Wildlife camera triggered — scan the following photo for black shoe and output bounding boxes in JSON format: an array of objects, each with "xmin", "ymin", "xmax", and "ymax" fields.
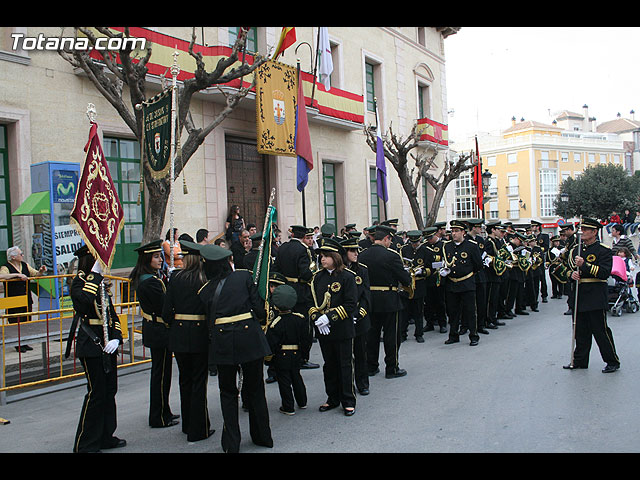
[
  {"xmin": 486, "ymin": 323, "xmax": 498, "ymax": 329},
  {"xmin": 171, "ymin": 414, "xmax": 180, "ymax": 421},
  {"xmin": 319, "ymin": 403, "xmax": 339, "ymax": 412},
  {"xmin": 423, "ymin": 325, "xmax": 435, "ymax": 332},
  {"xmin": 497, "ymin": 313, "xmax": 509, "ymax": 319},
  {"xmin": 344, "ymin": 407, "xmax": 356, "ymax": 416},
  {"xmin": 101, "ymin": 437, "xmax": 126, "ymax": 449},
  {"xmin": 564, "ymin": 309, "xmax": 573, "ymax": 316},
  {"xmin": 265, "ymin": 375, "xmax": 277, "ymax": 384},
  {"xmin": 602, "ymin": 364, "xmax": 620, "ymax": 373},
  {"xmin": 542, "ymin": 298, "xmax": 548, "ymax": 303},
  {"xmin": 478, "ymin": 328, "xmax": 490, "ymax": 334},
  {"xmin": 385, "ymin": 368, "xmax": 407, "ymax": 379},
  {"xmin": 444, "ymin": 338, "xmax": 459, "ymax": 345},
  {"xmin": 563, "ymin": 364, "xmax": 587, "ymax": 370},
  {"xmin": 279, "ymin": 407, "xmax": 295, "ymax": 416},
  {"xmin": 470, "ymin": 339, "xmax": 479, "ymax": 346},
  {"xmin": 301, "ymin": 361, "xmax": 320, "ymax": 369},
  {"xmin": 530, "ymin": 307, "xmax": 539, "ymax": 312},
  {"xmin": 459, "ymin": 328, "xmax": 468, "ymax": 335},
  {"xmin": 515, "ymin": 310, "xmax": 529, "ymax": 315},
  {"xmin": 415, "ymin": 336, "xmax": 425, "ymax": 343},
  {"xmin": 358, "ymin": 388, "xmax": 370, "ymax": 396},
  {"xmin": 504, "ymin": 311, "xmax": 516, "ymax": 318},
  {"xmin": 439, "ymin": 326, "xmax": 448, "ymax": 333},
  {"xmin": 495, "ymin": 321, "xmax": 506, "ymax": 326},
  {"xmin": 368, "ymin": 368, "xmax": 379, "ymax": 377}
]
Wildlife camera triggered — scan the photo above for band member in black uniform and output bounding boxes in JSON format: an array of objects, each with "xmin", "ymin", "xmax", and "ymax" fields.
[
  {"xmin": 308, "ymin": 238, "xmax": 358, "ymax": 415},
  {"xmin": 69, "ymin": 245, "xmax": 125, "ymax": 453},
  {"xmin": 525, "ymin": 235, "xmax": 544, "ymax": 312},
  {"xmin": 340, "ymin": 236, "xmax": 371, "ymax": 395},
  {"xmin": 358, "ymin": 225, "xmax": 412, "ymax": 378},
  {"xmin": 162, "ymin": 240, "xmax": 213, "ymax": 443},
  {"xmin": 547, "ymin": 235, "xmax": 564, "ymax": 299},
  {"xmin": 560, "ymin": 223, "xmax": 578, "ymax": 315},
  {"xmin": 129, "ymin": 239, "xmax": 178, "ymax": 429},
  {"xmin": 483, "ymin": 221, "xmax": 507, "ymax": 328},
  {"xmin": 243, "ymin": 231, "xmax": 263, "ymax": 271},
  {"xmin": 531, "ymin": 220, "xmax": 550, "ymax": 303},
  {"xmin": 272, "ymin": 225, "xmax": 319, "ymax": 369},
  {"xmin": 400, "ymin": 230, "xmax": 430, "ymax": 342},
  {"xmin": 466, "ymin": 219, "xmax": 490, "ymax": 335},
  {"xmin": 563, "ymin": 218, "xmax": 620, "ymax": 373},
  {"xmin": 380, "ymin": 219, "xmax": 405, "ymax": 252},
  {"xmin": 505, "ymin": 232, "xmax": 530, "ymax": 316},
  {"xmin": 422, "ymin": 227, "xmax": 448, "ymax": 333},
  {"xmin": 265, "ymin": 285, "xmax": 312, "ymax": 415},
  {"xmin": 440, "ymin": 220, "xmax": 483, "ymax": 346},
  {"xmin": 358, "ymin": 226, "xmax": 375, "ymax": 250},
  {"xmin": 198, "ymin": 244, "xmax": 272, "ymax": 453}
]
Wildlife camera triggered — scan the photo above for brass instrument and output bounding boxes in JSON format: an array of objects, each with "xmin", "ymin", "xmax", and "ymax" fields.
[{"xmin": 399, "ymin": 256, "xmax": 416, "ymax": 299}]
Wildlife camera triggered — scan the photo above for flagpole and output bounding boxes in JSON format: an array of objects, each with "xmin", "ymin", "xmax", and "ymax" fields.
[
  {"xmin": 310, "ymin": 27, "xmax": 320, "ymax": 108},
  {"xmin": 169, "ymin": 47, "xmax": 179, "ymax": 270},
  {"xmin": 296, "ymin": 60, "xmax": 308, "ymax": 227}
]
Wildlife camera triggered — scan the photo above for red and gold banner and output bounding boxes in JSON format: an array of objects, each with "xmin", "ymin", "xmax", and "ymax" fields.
[
  {"xmin": 70, "ymin": 123, "xmax": 124, "ymax": 271},
  {"xmin": 417, "ymin": 117, "xmax": 449, "ymax": 147}
]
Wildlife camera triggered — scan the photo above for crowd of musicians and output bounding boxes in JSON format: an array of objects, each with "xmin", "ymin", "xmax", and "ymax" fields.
[{"xmin": 66, "ymin": 215, "xmax": 620, "ymax": 453}]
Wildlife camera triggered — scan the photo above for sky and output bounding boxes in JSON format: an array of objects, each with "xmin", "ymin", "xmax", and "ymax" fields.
[{"xmin": 444, "ymin": 26, "xmax": 640, "ymax": 145}]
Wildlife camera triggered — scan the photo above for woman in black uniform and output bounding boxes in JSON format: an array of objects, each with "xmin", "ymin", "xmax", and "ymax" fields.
[
  {"xmin": 69, "ymin": 245, "xmax": 125, "ymax": 453},
  {"xmin": 162, "ymin": 240, "xmax": 213, "ymax": 442},
  {"xmin": 198, "ymin": 244, "xmax": 273, "ymax": 453},
  {"xmin": 309, "ymin": 238, "xmax": 358, "ymax": 416},
  {"xmin": 129, "ymin": 240, "xmax": 178, "ymax": 428}
]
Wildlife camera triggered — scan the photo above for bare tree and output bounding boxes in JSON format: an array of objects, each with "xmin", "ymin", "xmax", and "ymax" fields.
[
  {"xmin": 364, "ymin": 121, "xmax": 475, "ymax": 229},
  {"xmin": 58, "ymin": 27, "xmax": 268, "ymax": 241}
]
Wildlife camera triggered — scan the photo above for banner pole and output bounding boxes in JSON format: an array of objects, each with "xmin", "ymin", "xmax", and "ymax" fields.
[{"xmin": 169, "ymin": 47, "xmax": 180, "ymax": 270}]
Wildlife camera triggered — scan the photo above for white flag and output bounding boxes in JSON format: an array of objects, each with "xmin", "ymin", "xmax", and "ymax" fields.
[{"xmin": 318, "ymin": 27, "xmax": 333, "ymax": 90}]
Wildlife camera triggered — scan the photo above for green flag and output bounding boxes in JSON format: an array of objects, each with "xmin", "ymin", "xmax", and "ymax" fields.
[{"xmin": 253, "ymin": 203, "xmax": 277, "ymax": 301}]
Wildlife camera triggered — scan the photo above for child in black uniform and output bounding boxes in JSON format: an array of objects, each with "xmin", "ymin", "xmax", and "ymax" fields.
[{"xmin": 266, "ymin": 285, "xmax": 312, "ymax": 415}]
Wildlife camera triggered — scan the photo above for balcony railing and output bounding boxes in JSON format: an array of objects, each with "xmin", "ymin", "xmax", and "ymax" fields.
[
  {"xmin": 506, "ymin": 185, "xmax": 519, "ymax": 196},
  {"xmin": 508, "ymin": 209, "xmax": 520, "ymax": 220}
]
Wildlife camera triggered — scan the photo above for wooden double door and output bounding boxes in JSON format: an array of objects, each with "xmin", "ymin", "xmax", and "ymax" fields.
[{"xmin": 225, "ymin": 137, "xmax": 270, "ymax": 230}]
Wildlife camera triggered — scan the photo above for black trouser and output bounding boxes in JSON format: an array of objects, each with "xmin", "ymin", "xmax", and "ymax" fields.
[
  {"xmin": 353, "ymin": 333, "xmax": 368, "ymax": 392},
  {"xmin": 540, "ymin": 270, "xmax": 548, "ymax": 299},
  {"xmin": 572, "ymin": 309, "xmax": 620, "ymax": 368},
  {"xmin": 551, "ymin": 275, "xmax": 563, "ymax": 297},
  {"xmin": 217, "ymin": 359, "xmax": 272, "ymax": 453},
  {"xmin": 318, "ymin": 337, "xmax": 356, "ymax": 409},
  {"xmin": 293, "ymin": 300, "xmax": 313, "ymax": 361},
  {"xmin": 406, "ymin": 296, "xmax": 425, "ymax": 337},
  {"xmin": 524, "ymin": 276, "xmax": 537, "ymax": 309},
  {"xmin": 486, "ymin": 281, "xmax": 502, "ymax": 324},
  {"xmin": 498, "ymin": 276, "xmax": 510, "ymax": 315},
  {"xmin": 273, "ymin": 355, "xmax": 307, "ymax": 412},
  {"xmin": 175, "ymin": 351, "xmax": 210, "ymax": 442},
  {"xmin": 149, "ymin": 346, "xmax": 174, "ymax": 427},
  {"xmin": 475, "ymin": 282, "xmax": 487, "ymax": 329},
  {"xmin": 367, "ymin": 310, "xmax": 401, "ymax": 374},
  {"xmin": 424, "ymin": 285, "xmax": 447, "ymax": 327},
  {"xmin": 446, "ymin": 290, "xmax": 479, "ymax": 342},
  {"xmin": 567, "ymin": 281, "xmax": 576, "ymax": 311},
  {"xmin": 506, "ymin": 280, "xmax": 525, "ymax": 313},
  {"xmin": 73, "ymin": 355, "xmax": 118, "ymax": 453}
]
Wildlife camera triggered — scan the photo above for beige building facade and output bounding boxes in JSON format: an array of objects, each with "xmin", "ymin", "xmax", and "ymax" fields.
[{"xmin": 0, "ymin": 26, "xmax": 458, "ymax": 268}]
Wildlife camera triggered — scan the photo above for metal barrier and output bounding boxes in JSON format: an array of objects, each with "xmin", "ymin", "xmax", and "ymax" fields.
[{"xmin": 0, "ymin": 274, "xmax": 148, "ymax": 405}]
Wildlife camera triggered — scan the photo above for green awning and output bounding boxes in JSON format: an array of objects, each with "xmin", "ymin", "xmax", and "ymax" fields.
[{"xmin": 12, "ymin": 191, "xmax": 50, "ymax": 216}]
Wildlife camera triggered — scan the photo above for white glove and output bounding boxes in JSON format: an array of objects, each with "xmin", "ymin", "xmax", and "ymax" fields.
[
  {"xmin": 482, "ymin": 251, "xmax": 488, "ymax": 260},
  {"xmin": 315, "ymin": 314, "xmax": 330, "ymax": 335},
  {"xmin": 103, "ymin": 339, "xmax": 120, "ymax": 354},
  {"xmin": 439, "ymin": 267, "xmax": 450, "ymax": 277},
  {"xmin": 91, "ymin": 260, "xmax": 103, "ymax": 274},
  {"xmin": 414, "ymin": 267, "xmax": 423, "ymax": 275},
  {"xmin": 484, "ymin": 256, "xmax": 493, "ymax": 267},
  {"xmin": 506, "ymin": 244, "xmax": 514, "ymax": 253}
]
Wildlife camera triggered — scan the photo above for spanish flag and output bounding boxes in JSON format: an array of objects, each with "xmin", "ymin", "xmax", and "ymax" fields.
[{"xmin": 272, "ymin": 27, "xmax": 296, "ymax": 59}]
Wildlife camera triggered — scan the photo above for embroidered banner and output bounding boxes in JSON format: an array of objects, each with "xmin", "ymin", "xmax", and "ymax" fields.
[
  {"xmin": 256, "ymin": 60, "xmax": 297, "ymax": 156},
  {"xmin": 70, "ymin": 123, "xmax": 124, "ymax": 271},
  {"xmin": 141, "ymin": 89, "xmax": 173, "ymax": 179}
]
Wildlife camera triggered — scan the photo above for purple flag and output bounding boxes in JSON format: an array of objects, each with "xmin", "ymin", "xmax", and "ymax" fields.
[{"xmin": 375, "ymin": 103, "xmax": 388, "ymax": 202}]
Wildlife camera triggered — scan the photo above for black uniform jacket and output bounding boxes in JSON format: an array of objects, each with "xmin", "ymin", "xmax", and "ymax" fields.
[
  {"xmin": 309, "ymin": 268, "xmax": 358, "ymax": 341},
  {"xmin": 484, "ymin": 236, "xmax": 506, "ymax": 283},
  {"xmin": 199, "ymin": 269, "xmax": 270, "ymax": 365},
  {"xmin": 162, "ymin": 269, "xmax": 208, "ymax": 353},
  {"xmin": 266, "ymin": 310, "xmax": 312, "ymax": 370},
  {"xmin": 137, "ymin": 273, "xmax": 169, "ymax": 349},
  {"xmin": 442, "ymin": 239, "xmax": 483, "ymax": 293},
  {"xmin": 70, "ymin": 271, "xmax": 123, "ymax": 358},
  {"xmin": 346, "ymin": 262, "xmax": 371, "ymax": 336},
  {"xmin": 568, "ymin": 241, "xmax": 612, "ymax": 312},
  {"xmin": 472, "ymin": 235, "xmax": 487, "ymax": 284},
  {"xmin": 423, "ymin": 241, "xmax": 444, "ymax": 287},
  {"xmin": 358, "ymin": 244, "xmax": 412, "ymax": 312},
  {"xmin": 400, "ymin": 243, "xmax": 432, "ymax": 299},
  {"xmin": 272, "ymin": 238, "xmax": 314, "ymax": 308}
]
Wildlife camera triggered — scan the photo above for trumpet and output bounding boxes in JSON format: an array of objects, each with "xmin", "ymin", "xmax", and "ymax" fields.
[{"xmin": 399, "ymin": 267, "xmax": 417, "ymax": 299}]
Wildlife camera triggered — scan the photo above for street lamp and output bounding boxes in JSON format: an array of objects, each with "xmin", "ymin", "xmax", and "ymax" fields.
[
  {"xmin": 560, "ymin": 192, "xmax": 569, "ymax": 203},
  {"xmin": 481, "ymin": 169, "xmax": 492, "ymax": 193}
]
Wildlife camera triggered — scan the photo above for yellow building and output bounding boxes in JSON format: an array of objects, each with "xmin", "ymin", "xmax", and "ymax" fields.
[{"xmin": 453, "ymin": 106, "xmax": 627, "ymax": 233}]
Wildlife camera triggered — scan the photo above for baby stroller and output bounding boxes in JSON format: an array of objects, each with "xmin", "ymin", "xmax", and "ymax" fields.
[{"xmin": 608, "ymin": 256, "xmax": 640, "ymax": 316}]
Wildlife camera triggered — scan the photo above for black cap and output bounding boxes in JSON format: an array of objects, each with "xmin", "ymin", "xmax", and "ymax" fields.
[
  {"xmin": 434, "ymin": 221, "xmax": 446, "ymax": 228},
  {"xmin": 580, "ymin": 217, "xmax": 602, "ymax": 230},
  {"xmin": 135, "ymin": 239, "xmax": 163, "ymax": 255},
  {"xmin": 381, "ymin": 218, "xmax": 399, "ymax": 227},
  {"xmin": 320, "ymin": 223, "xmax": 336, "ymax": 236},
  {"xmin": 340, "ymin": 237, "xmax": 360, "ymax": 250},
  {"xmin": 559, "ymin": 223, "xmax": 574, "ymax": 231},
  {"xmin": 271, "ymin": 285, "xmax": 298, "ymax": 310},
  {"xmin": 376, "ymin": 225, "xmax": 396, "ymax": 236},
  {"xmin": 199, "ymin": 244, "xmax": 233, "ymax": 262},
  {"xmin": 466, "ymin": 218, "xmax": 484, "ymax": 226},
  {"xmin": 290, "ymin": 225, "xmax": 312, "ymax": 237},
  {"xmin": 531, "ymin": 220, "xmax": 542, "ymax": 226},
  {"xmin": 450, "ymin": 219, "xmax": 467, "ymax": 230},
  {"xmin": 407, "ymin": 230, "xmax": 422, "ymax": 241},
  {"xmin": 179, "ymin": 240, "xmax": 202, "ymax": 256},
  {"xmin": 422, "ymin": 226, "xmax": 438, "ymax": 238},
  {"xmin": 344, "ymin": 223, "xmax": 356, "ymax": 230},
  {"xmin": 317, "ymin": 237, "xmax": 345, "ymax": 255},
  {"xmin": 269, "ymin": 271, "xmax": 287, "ymax": 285}
]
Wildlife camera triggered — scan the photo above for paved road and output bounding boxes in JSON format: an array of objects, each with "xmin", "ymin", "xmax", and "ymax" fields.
[{"xmin": 1, "ymin": 294, "xmax": 639, "ymax": 454}]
